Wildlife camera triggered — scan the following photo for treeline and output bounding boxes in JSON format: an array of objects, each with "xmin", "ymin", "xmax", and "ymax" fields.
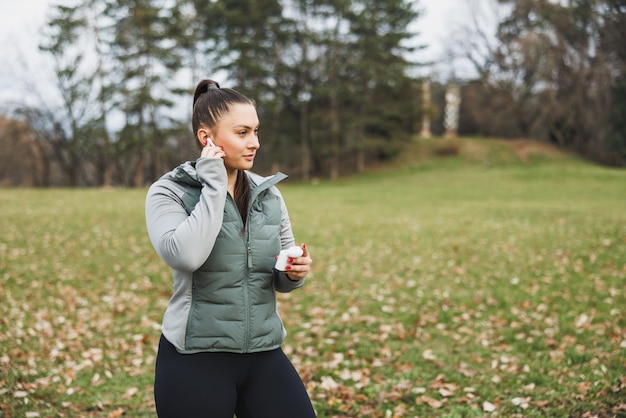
[
  {"xmin": 2, "ymin": 0, "xmax": 422, "ymax": 187},
  {"xmin": 1, "ymin": 0, "xmax": 624, "ymax": 187}
]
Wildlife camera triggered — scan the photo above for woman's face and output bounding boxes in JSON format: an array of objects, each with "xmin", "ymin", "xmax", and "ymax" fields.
[{"xmin": 212, "ymin": 103, "xmax": 260, "ymax": 172}]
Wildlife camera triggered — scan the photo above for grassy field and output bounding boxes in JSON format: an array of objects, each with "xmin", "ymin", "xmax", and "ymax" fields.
[{"xmin": 1, "ymin": 137, "xmax": 625, "ymax": 417}]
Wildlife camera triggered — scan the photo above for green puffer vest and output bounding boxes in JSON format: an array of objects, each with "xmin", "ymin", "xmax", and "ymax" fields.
[{"xmin": 179, "ymin": 172, "xmax": 288, "ymax": 353}]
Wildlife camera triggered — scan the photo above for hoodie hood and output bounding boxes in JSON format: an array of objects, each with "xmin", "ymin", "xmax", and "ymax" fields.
[{"xmin": 171, "ymin": 160, "xmax": 202, "ymax": 187}]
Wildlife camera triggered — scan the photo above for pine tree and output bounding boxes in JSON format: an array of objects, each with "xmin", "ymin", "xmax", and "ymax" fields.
[
  {"xmin": 343, "ymin": 0, "xmax": 421, "ymax": 171},
  {"xmin": 105, "ymin": 0, "xmax": 184, "ymax": 186}
]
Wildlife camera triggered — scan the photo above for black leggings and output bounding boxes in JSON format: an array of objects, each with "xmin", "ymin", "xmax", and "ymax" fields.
[{"xmin": 154, "ymin": 335, "xmax": 316, "ymax": 418}]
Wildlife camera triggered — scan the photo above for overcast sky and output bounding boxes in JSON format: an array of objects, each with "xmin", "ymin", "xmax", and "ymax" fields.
[{"xmin": 0, "ymin": 0, "xmax": 485, "ymax": 103}]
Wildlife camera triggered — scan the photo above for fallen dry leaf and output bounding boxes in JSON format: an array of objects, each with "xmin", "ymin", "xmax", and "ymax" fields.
[
  {"xmin": 483, "ymin": 401, "xmax": 497, "ymax": 412},
  {"xmin": 108, "ymin": 408, "xmax": 124, "ymax": 418}
]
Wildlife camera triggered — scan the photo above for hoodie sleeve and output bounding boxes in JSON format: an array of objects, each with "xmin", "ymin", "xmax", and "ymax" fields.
[
  {"xmin": 272, "ymin": 188, "xmax": 306, "ymax": 293},
  {"xmin": 145, "ymin": 158, "xmax": 228, "ymax": 272}
]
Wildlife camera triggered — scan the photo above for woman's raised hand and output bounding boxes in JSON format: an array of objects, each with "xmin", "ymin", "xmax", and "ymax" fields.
[{"xmin": 201, "ymin": 143, "xmax": 226, "ymax": 159}]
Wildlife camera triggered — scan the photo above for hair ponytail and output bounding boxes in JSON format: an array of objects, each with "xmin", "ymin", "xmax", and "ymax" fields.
[{"xmin": 193, "ymin": 80, "xmax": 221, "ymax": 108}]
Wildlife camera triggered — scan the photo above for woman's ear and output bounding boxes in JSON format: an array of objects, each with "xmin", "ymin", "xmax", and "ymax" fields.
[{"xmin": 196, "ymin": 128, "xmax": 212, "ymax": 147}]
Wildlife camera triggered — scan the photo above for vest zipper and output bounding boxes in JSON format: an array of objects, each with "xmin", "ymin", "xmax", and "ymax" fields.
[
  {"xmin": 242, "ymin": 249, "xmax": 250, "ymax": 353},
  {"xmin": 242, "ymin": 203, "xmax": 251, "ymax": 353},
  {"xmin": 226, "ymin": 193, "xmax": 252, "ymax": 353}
]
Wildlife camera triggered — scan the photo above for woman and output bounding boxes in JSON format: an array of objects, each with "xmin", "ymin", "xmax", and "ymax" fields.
[{"xmin": 145, "ymin": 79, "xmax": 316, "ymax": 417}]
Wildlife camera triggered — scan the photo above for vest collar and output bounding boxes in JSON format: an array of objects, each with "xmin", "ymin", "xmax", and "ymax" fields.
[
  {"xmin": 248, "ymin": 171, "xmax": 287, "ymax": 203},
  {"xmin": 172, "ymin": 161, "xmax": 287, "ymax": 199}
]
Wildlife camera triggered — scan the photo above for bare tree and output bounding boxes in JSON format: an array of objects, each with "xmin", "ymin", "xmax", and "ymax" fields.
[{"xmin": 448, "ymin": 0, "xmax": 625, "ymax": 165}]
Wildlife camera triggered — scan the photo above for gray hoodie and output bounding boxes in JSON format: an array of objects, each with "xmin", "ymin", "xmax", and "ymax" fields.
[{"xmin": 145, "ymin": 157, "xmax": 304, "ymax": 353}]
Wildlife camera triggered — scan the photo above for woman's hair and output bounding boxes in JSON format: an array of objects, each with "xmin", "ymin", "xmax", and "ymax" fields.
[
  {"xmin": 192, "ymin": 79, "xmax": 254, "ymax": 138},
  {"xmin": 192, "ymin": 79, "xmax": 254, "ymax": 224}
]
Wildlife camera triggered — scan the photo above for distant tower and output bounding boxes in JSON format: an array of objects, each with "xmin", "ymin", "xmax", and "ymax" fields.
[
  {"xmin": 420, "ymin": 79, "xmax": 432, "ymax": 138},
  {"xmin": 444, "ymin": 83, "xmax": 461, "ymax": 138}
]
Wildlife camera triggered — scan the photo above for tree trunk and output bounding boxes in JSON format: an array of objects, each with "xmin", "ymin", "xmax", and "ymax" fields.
[
  {"xmin": 300, "ymin": 101, "xmax": 311, "ymax": 181},
  {"xmin": 134, "ymin": 155, "xmax": 144, "ymax": 187},
  {"xmin": 28, "ymin": 136, "xmax": 49, "ymax": 187},
  {"xmin": 329, "ymin": 95, "xmax": 340, "ymax": 180}
]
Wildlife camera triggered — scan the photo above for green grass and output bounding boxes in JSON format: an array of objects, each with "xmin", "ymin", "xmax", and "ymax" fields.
[{"xmin": 1, "ymin": 137, "xmax": 625, "ymax": 417}]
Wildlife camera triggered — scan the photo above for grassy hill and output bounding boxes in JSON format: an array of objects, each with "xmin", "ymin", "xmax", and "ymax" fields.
[{"xmin": 1, "ymin": 137, "xmax": 625, "ymax": 417}]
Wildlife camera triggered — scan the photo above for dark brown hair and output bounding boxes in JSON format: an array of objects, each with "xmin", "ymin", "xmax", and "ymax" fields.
[{"xmin": 192, "ymin": 79, "xmax": 255, "ymax": 224}]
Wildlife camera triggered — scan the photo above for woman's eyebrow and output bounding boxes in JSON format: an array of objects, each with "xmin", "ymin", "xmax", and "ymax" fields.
[{"xmin": 233, "ymin": 124, "xmax": 259, "ymax": 130}]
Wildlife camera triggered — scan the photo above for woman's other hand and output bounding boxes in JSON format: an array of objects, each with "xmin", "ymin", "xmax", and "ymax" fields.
[{"xmin": 286, "ymin": 244, "xmax": 311, "ymax": 281}]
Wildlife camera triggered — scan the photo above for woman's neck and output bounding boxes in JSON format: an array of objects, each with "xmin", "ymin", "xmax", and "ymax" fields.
[{"xmin": 227, "ymin": 169, "xmax": 237, "ymax": 197}]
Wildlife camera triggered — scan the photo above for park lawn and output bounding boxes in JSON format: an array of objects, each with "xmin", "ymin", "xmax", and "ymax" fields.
[{"xmin": 1, "ymin": 137, "xmax": 625, "ymax": 417}]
